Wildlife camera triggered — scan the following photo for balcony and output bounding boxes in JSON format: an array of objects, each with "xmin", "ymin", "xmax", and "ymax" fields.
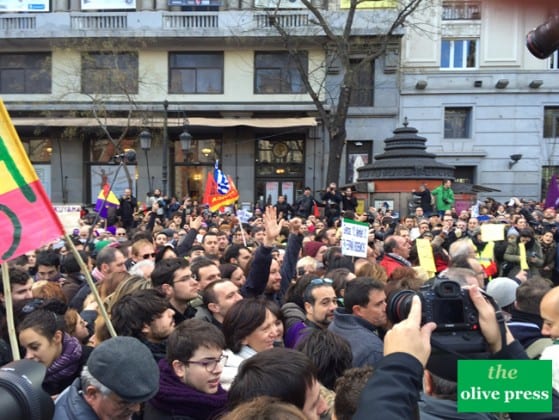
[
  {"xmin": 442, "ymin": 1, "xmax": 481, "ymax": 21},
  {"xmin": 0, "ymin": 8, "xmax": 401, "ymax": 42}
]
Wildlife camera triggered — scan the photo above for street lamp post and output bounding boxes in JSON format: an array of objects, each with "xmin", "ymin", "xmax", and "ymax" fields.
[
  {"xmin": 179, "ymin": 125, "xmax": 193, "ymax": 160},
  {"xmin": 162, "ymin": 100, "xmax": 169, "ymax": 196},
  {"xmin": 139, "ymin": 129, "xmax": 153, "ymax": 194}
]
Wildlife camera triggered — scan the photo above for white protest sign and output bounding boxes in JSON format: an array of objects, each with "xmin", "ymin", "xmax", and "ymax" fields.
[{"xmin": 341, "ymin": 218, "xmax": 368, "ymax": 258}]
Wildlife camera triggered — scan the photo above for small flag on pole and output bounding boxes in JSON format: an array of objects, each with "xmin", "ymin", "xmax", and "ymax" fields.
[
  {"xmin": 202, "ymin": 161, "xmax": 239, "ymax": 212},
  {"xmin": 0, "ymin": 100, "xmax": 64, "ymax": 263},
  {"xmin": 95, "ymin": 184, "xmax": 120, "ymax": 219}
]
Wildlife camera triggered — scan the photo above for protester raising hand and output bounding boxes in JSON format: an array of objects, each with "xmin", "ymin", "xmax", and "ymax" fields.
[{"xmin": 263, "ymin": 206, "xmax": 281, "ymax": 248}]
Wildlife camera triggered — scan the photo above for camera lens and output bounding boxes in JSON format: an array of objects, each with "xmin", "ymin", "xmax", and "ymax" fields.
[
  {"xmin": 386, "ymin": 289, "xmax": 418, "ymax": 324},
  {"xmin": 526, "ymin": 15, "xmax": 559, "ymax": 59}
]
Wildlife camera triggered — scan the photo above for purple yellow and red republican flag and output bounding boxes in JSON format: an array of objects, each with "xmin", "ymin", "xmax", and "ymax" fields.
[
  {"xmin": 0, "ymin": 99, "xmax": 64, "ymax": 263},
  {"xmin": 95, "ymin": 183, "xmax": 120, "ymax": 219}
]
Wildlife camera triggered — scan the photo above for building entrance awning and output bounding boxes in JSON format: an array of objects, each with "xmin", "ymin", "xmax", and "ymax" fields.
[{"xmin": 11, "ymin": 117, "xmax": 317, "ymax": 129}]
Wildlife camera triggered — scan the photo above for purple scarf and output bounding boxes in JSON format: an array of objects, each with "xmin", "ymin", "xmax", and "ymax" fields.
[
  {"xmin": 44, "ymin": 333, "xmax": 83, "ymax": 387},
  {"xmin": 149, "ymin": 359, "xmax": 228, "ymax": 420}
]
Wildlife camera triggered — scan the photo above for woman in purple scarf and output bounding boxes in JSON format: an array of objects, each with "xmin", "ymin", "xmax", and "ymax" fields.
[
  {"xmin": 145, "ymin": 319, "xmax": 228, "ymax": 420},
  {"xmin": 18, "ymin": 303, "xmax": 92, "ymax": 396}
]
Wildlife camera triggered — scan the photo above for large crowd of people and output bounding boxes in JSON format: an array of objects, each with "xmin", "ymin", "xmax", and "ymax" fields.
[{"xmin": 2, "ymin": 179, "xmax": 559, "ymax": 419}]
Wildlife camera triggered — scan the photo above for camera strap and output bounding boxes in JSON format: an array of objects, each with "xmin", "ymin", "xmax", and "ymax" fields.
[{"xmin": 495, "ymin": 310, "xmax": 508, "ymax": 351}]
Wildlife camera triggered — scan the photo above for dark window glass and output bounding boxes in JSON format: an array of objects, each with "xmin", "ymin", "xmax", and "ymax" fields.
[
  {"xmin": 82, "ymin": 52, "xmax": 138, "ymax": 94},
  {"xmin": 544, "ymin": 107, "xmax": 559, "ymax": 138},
  {"xmin": 254, "ymin": 52, "xmax": 308, "ymax": 94},
  {"xmin": 349, "ymin": 59, "xmax": 374, "ymax": 107},
  {"xmin": 169, "ymin": 52, "xmax": 224, "ymax": 94},
  {"xmin": 444, "ymin": 107, "xmax": 472, "ymax": 138},
  {"xmin": 0, "ymin": 53, "xmax": 51, "ymax": 93}
]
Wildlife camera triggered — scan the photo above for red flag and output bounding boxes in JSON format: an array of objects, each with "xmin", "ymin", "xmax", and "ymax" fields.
[
  {"xmin": 0, "ymin": 100, "xmax": 64, "ymax": 262},
  {"xmin": 313, "ymin": 202, "xmax": 320, "ymax": 217},
  {"xmin": 202, "ymin": 171, "xmax": 239, "ymax": 212}
]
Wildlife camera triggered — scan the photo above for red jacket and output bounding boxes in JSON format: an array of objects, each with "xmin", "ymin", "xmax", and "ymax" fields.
[{"xmin": 380, "ymin": 254, "xmax": 410, "ymax": 277}]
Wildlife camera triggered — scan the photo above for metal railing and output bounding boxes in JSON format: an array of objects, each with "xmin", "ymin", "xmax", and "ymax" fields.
[{"xmin": 442, "ymin": 1, "xmax": 481, "ymax": 20}]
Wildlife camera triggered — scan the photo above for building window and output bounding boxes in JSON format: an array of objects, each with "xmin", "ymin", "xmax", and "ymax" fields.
[
  {"xmin": 441, "ymin": 39, "xmax": 477, "ymax": 69},
  {"xmin": 346, "ymin": 141, "xmax": 371, "ymax": 184},
  {"xmin": 442, "ymin": 1, "xmax": 481, "ymax": 20},
  {"xmin": 169, "ymin": 52, "xmax": 224, "ymax": 94},
  {"xmin": 81, "ymin": 52, "xmax": 138, "ymax": 94},
  {"xmin": 254, "ymin": 52, "xmax": 307, "ymax": 94},
  {"xmin": 444, "ymin": 107, "xmax": 472, "ymax": 139},
  {"xmin": 544, "ymin": 107, "xmax": 559, "ymax": 138},
  {"xmin": 349, "ymin": 60, "xmax": 374, "ymax": 107},
  {"xmin": 550, "ymin": 50, "xmax": 559, "ymax": 70},
  {"xmin": 0, "ymin": 53, "xmax": 51, "ymax": 94},
  {"xmin": 256, "ymin": 139, "xmax": 304, "ymax": 175},
  {"xmin": 174, "ymin": 136, "xmax": 222, "ymax": 201},
  {"xmin": 454, "ymin": 166, "xmax": 475, "ymax": 184}
]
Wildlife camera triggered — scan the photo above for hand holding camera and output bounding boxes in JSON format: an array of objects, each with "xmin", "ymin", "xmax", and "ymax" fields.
[
  {"xmin": 465, "ymin": 286, "xmax": 515, "ymax": 353},
  {"xmin": 383, "ymin": 296, "xmax": 436, "ymax": 367}
]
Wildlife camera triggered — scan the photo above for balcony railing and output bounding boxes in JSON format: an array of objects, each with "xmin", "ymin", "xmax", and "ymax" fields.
[
  {"xmin": 163, "ymin": 12, "xmax": 219, "ymax": 29},
  {"xmin": 0, "ymin": 16, "xmax": 36, "ymax": 30},
  {"xmin": 71, "ymin": 14, "xmax": 127, "ymax": 30},
  {"xmin": 254, "ymin": 12, "xmax": 309, "ymax": 28},
  {"xmin": 442, "ymin": 1, "xmax": 481, "ymax": 20}
]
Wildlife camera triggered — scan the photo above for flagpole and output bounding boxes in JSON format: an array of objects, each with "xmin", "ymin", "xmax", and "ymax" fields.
[
  {"xmin": 1, "ymin": 263, "xmax": 20, "ymax": 360},
  {"xmin": 64, "ymin": 233, "xmax": 117, "ymax": 338}
]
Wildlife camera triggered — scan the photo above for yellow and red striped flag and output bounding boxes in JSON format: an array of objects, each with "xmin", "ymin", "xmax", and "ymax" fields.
[{"xmin": 0, "ymin": 100, "xmax": 64, "ymax": 263}]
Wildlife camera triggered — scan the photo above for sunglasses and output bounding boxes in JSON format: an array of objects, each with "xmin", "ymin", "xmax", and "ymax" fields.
[
  {"xmin": 309, "ymin": 278, "xmax": 333, "ymax": 286},
  {"xmin": 142, "ymin": 253, "xmax": 156, "ymax": 259}
]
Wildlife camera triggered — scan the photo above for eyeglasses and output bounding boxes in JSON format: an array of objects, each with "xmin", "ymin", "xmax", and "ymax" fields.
[
  {"xmin": 174, "ymin": 274, "xmax": 195, "ymax": 283},
  {"xmin": 184, "ymin": 354, "xmax": 228, "ymax": 372},
  {"xmin": 142, "ymin": 253, "xmax": 156, "ymax": 259}
]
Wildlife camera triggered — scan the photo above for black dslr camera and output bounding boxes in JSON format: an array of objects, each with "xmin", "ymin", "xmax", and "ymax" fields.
[
  {"xmin": 387, "ymin": 277, "xmax": 487, "ymax": 354},
  {"xmin": 527, "ymin": 14, "xmax": 559, "ymax": 59}
]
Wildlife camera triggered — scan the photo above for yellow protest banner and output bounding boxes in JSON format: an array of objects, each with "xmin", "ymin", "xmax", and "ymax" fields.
[
  {"xmin": 416, "ymin": 238, "xmax": 436, "ymax": 277},
  {"xmin": 519, "ymin": 242, "xmax": 529, "ymax": 271}
]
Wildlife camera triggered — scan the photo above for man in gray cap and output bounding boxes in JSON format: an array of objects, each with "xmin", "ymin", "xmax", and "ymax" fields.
[{"xmin": 53, "ymin": 336, "xmax": 159, "ymax": 420}]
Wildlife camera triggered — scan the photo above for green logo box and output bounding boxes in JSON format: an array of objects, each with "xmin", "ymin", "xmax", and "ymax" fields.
[{"xmin": 458, "ymin": 360, "xmax": 552, "ymax": 413}]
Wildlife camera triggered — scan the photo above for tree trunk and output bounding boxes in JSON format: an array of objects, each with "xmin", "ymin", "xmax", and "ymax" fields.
[{"xmin": 326, "ymin": 126, "xmax": 346, "ymax": 185}]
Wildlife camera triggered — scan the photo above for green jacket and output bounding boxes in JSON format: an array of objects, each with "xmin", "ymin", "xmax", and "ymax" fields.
[{"xmin": 431, "ymin": 184, "xmax": 454, "ymax": 211}]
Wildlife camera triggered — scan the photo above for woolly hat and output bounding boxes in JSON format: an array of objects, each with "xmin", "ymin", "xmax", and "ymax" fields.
[
  {"xmin": 507, "ymin": 227, "xmax": 519, "ymax": 238},
  {"xmin": 159, "ymin": 228, "xmax": 175, "ymax": 238},
  {"xmin": 94, "ymin": 239, "xmax": 111, "ymax": 252},
  {"xmin": 485, "ymin": 277, "xmax": 519, "ymax": 309},
  {"xmin": 303, "ymin": 241, "xmax": 325, "ymax": 258},
  {"xmin": 87, "ymin": 336, "xmax": 159, "ymax": 403}
]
